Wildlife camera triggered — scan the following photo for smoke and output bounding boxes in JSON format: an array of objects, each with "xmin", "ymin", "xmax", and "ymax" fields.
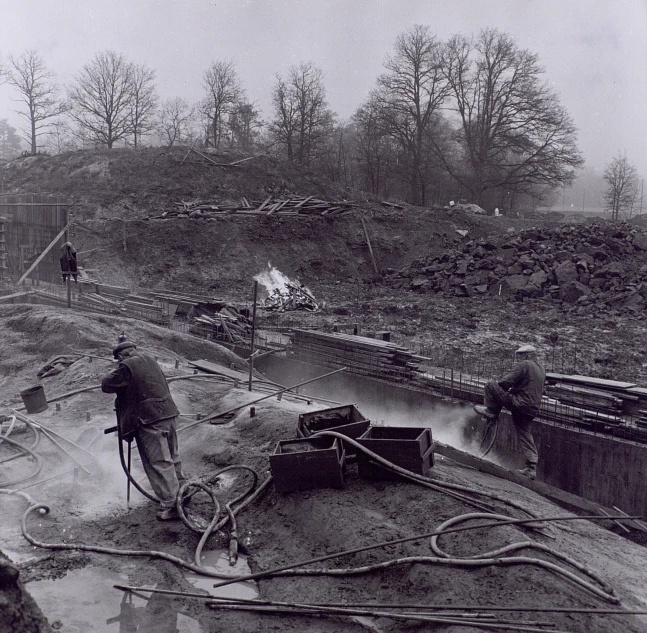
[{"xmin": 254, "ymin": 262, "xmax": 313, "ymax": 297}]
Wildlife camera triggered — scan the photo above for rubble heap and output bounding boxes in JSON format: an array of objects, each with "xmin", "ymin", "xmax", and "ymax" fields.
[
  {"xmin": 262, "ymin": 281, "xmax": 319, "ymax": 312},
  {"xmin": 389, "ymin": 221, "xmax": 647, "ymax": 316}
]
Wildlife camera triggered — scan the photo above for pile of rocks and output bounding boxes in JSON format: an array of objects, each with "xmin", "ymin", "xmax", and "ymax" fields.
[{"xmin": 389, "ymin": 221, "xmax": 647, "ymax": 315}]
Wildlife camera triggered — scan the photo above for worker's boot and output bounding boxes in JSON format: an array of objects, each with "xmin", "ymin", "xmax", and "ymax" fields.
[
  {"xmin": 157, "ymin": 506, "xmax": 180, "ymax": 521},
  {"xmin": 518, "ymin": 465, "xmax": 537, "ymax": 480},
  {"xmin": 473, "ymin": 404, "xmax": 498, "ymax": 421}
]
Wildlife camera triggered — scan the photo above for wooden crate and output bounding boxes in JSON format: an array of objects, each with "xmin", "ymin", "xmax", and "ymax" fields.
[
  {"xmin": 297, "ymin": 404, "xmax": 370, "ymax": 455},
  {"xmin": 356, "ymin": 426, "xmax": 434, "ymax": 480},
  {"xmin": 270, "ymin": 436, "xmax": 345, "ymax": 492}
]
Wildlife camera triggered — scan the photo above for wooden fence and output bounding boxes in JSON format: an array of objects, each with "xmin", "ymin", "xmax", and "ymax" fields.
[{"xmin": 0, "ymin": 194, "xmax": 70, "ymax": 284}]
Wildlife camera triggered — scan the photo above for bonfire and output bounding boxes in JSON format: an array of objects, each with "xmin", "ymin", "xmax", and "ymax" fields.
[{"xmin": 254, "ymin": 265, "xmax": 319, "ymax": 312}]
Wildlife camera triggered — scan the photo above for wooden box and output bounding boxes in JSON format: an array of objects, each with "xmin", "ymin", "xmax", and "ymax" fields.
[
  {"xmin": 270, "ymin": 436, "xmax": 345, "ymax": 492},
  {"xmin": 356, "ymin": 426, "xmax": 434, "ymax": 480},
  {"xmin": 297, "ymin": 404, "xmax": 370, "ymax": 455}
]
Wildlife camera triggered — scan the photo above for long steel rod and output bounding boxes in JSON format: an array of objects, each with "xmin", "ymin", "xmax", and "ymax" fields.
[
  {"xmin": 248, "ymin": 280, "xmax": 258, "ymax": 392},
  {"xmin": 179, "ymin": 367, "xmax": 347, "ymax": 432},
  {"xmin": 212, "ymin": 514, "xmax": 645, "ymax": 589},
  {"xmin": 11, "ymin": 410, "xmax": 97, "ymax": 459},
  {"xmin": 113, "ymin": 585, "xmax": 647, "ymax": 615}
]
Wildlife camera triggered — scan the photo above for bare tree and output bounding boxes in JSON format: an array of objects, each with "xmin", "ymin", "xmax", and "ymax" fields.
[
  {"xmin": 440, "ymin": 28, "xmax": 583, "ymax": 206},
  {"xmin": 202, "ymin": 60, "xmax": 241, "ymax": 148},
  {"xmin": 228, "ymin": 101, "xmax": 262, "ymax": 151},
  {"xmin": 376, "ymin": 25, "xmax": 450, "ymax": 204},
  {"xmin": 68, "ymin": 51, "xmax": 135, "ymax": 148},
  {"xmin": 603, "ymin": 152, "xmax": 639, "ymax": 220},
  {"xmin": 129, "ymin": 62, "xmax": 157, "ymax": 148},
  {"xmin": 42, "ymin": 119, "xmax": 78, "ymax": 155},
  {"xmin": 7, "ymin": 50, "xmax": 68, "ymax": 154},
  {"xmin": 157, "ymin": 97, "xmax": 194, "ymax": 147},
  {"xmin": 270, "ymin": 62, "xmax": 333, "ymax": 165},
  {"xmin": 352, "ymin": 96, "xmax": 397, "ymax": 196}
]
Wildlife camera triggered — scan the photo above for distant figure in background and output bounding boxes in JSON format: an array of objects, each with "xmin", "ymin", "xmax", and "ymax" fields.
[
  {"xmin": 473, "ymin": 344, "xmax": 546, "ymax": 480},
  {"xmin": 101, "ymin": 341, "xmax": 187, "ymax": 520},
  {"xmin": 60, "ymin": 241, "xmax": 78, "ymax": 283}
]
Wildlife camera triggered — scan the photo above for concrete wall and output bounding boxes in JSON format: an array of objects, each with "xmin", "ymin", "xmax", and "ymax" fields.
[{"xmin": 257, "ymin": 355, "xmax": 647, "ymax": 515}]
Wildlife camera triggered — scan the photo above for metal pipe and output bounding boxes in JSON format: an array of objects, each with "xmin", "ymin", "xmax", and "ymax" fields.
[
  {"xmin": 248, "ymin": 280, "xmax": 258, "ymax": 392},
  {"xmin": 11, "ymin": 410, "xmax": 97, "ymax": 460},
  {"xmin": 179, "ymin": 367, "xmax": 348, "ymax": 432}
]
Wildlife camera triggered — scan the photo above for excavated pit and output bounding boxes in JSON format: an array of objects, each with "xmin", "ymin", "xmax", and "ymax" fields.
[{"xmin": 2, "ymin": 305, "xmax": 647, "ymax": 633}]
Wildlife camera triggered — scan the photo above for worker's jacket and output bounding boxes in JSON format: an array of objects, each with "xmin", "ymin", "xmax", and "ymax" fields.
[
  {"xmin": 101, "ymin": 352, "xmax": 179, "ymax": 439},
  {"xmin": 498, "ymin": 359, "xmax": 546, "ymax": 418}
]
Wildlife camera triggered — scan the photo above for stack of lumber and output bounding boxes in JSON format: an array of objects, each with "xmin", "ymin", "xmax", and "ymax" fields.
[
  {"xmin": 191, "ymin": 312, "xmax": 250, "ymax": 344},
  {"xmin": 152, "ymin": 196, "xmax": 356, "ymax": 219},
  {"xmin": 291, "ymin": 330, "xmax": 422, "ymax": 380}
]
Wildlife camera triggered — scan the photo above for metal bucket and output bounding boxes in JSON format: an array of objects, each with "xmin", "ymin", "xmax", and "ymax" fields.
[{"xmin": 20, "ymin": 385, "xmax": 48, "ymax": 414}]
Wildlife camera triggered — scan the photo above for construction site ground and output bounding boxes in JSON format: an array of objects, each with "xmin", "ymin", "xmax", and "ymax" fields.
[
  {"xmin": 0, "ymin": 305, "xmax": 646, "ymax": 633},
  {"xmin": 1, "ymin": 148, "xmax": 647, "ymax": 631}
]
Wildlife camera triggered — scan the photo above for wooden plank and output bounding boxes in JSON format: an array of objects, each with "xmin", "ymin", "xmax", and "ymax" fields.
[
  {"xmin": 266, "ymin": 201, "xmax": 282, "ymax": 216},
  {"xmin": 255, "ymin": 196, "xmax": 273, "ymax": 212},
  {"xmin": 547, "ymin": 373, "xmax": 636, "ymax": 390},
  {"xmin": 188, "ymin": 360, "xmax": 251, "ymax": 383},
  {"xmin": 433, "ymin": 441, "xmax": 646, "ymax": 530},
  {"xmin": 292, "ymin": 195, "xmax": 313, "ymax": 209}
]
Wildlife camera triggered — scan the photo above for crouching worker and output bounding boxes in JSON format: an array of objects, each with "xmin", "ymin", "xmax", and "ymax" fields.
[
  {"xmin": 102, "ymin": 341, "xmax": 187, "ymax": 520},
  {"xmin": 473, "ymin": 344, "xmax": 546, "ymax": 480}
]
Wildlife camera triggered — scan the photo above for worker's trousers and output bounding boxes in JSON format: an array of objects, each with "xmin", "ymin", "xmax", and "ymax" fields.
[
  {"xmin": 135, "ymin": 417, "xmax": 186, "ymax": 508},
  {"xmin": 483, "ymin": 381, "xmax": 539, "ymax": 467}
]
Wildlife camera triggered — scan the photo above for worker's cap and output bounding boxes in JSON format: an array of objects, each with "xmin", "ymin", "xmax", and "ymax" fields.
[
  {"xmin": 112, "ymin": 341, "xmax": 136, "ymax": 358},
  {"xmin": 515, "ymin": 344, "xmax": 537, "ymax": 354}
]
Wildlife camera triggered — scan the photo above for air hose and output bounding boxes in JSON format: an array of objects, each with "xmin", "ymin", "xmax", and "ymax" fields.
[
  {"xmin": 0, "ymin": 433, "xmax": 43, "ymax": 487},
  {"xmin": 312, "ymin": 431, "xmax": 542, "ymax": 524},
  {"xmin": 478, "ymin": 419, "xmax": 498, "ymax": 459}
]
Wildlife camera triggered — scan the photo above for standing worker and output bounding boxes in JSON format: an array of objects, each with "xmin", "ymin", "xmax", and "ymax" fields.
[
  {"xmin": 473, "ymin": 344, "xmax": 546, "ymax": 480},
  {"xmin": 101, "ymin": 341, "xmax": 187, "ymax": 520},
  {"xmin": 60, "ymin": 242, "xmax": 78, "ymax": 283}
]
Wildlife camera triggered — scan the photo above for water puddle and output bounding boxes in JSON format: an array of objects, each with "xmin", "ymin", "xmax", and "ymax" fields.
[
  {"xmin": 185, "ymin": 549, "xmax": 258, "ymax": 600},
  {"xmin": 27, "ymin": 566, "xmax": 206, "ymax": 632}
]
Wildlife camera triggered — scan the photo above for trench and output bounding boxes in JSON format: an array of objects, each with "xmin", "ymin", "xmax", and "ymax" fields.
[{"xmin": 255, "ymin": 355, "xmax": 647, "ymax": 518}]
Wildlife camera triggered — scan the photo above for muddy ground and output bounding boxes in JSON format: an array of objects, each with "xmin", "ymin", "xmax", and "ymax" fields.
[{"xmin": 1, "ymin": 305, "xmax": 647, "ymax": 633}]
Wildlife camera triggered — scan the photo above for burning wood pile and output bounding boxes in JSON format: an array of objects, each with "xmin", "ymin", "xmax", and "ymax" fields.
[
  {"xmin": 255, "ymin": 266, "xmax": 319, "ymax": 312},
  {"xmin": 154, "ymin": 196, "xmax": 356, "ymax": 220}
]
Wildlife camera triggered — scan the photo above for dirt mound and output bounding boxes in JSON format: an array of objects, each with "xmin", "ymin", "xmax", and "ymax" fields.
[
  {"xmin": 0, "ymin": 304, "xmax": 247, "ymax": 406},
  {"xmin": 0, "ymin": 147, "xmax": 341, "ymax": 214}
]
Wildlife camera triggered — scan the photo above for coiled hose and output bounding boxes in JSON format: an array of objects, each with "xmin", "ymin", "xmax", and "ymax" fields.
[
  {"xmin": 0, "ymin": 429, "xmax": 43, "ymax": 487},
  {"xmin": 18, "ymin": 464, "xmax": 271, "ymax": 578}
]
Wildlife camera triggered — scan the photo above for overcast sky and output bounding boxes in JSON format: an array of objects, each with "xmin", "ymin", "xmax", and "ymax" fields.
[{"xmin": 1, "ymin": 0, "xmax": 646, "ymax": 180}]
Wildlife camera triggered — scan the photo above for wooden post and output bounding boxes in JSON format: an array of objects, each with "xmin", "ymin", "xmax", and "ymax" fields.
[
  {"xmin": 248, "ymin": 280, "xmax": 258, "ymax": 392},
  {"xmin": 66, "ymin": 276, "xmax": 71, "ymax": 308},
  {"xmin": 122, "ymin": 220, "xmax": 127, "ymax": 251}
]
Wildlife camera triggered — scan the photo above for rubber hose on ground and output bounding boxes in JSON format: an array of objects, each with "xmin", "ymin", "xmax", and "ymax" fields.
[
  {"xmin": 0, "ymin": 415, "xmax": 41, "ymax": 466},
  {"xmin": 275, "ymin": 513, "xmax": 619, "ymax": 604},
  {"xmin": 0, "ymin": 434, "xmax": 43, "ymax": 487},
  {"xmin": 18, "ymin": 468, "xmax": 271, "ymax": 578},
  {"xmin": 313, "ymin": 431, "xmax": 541, "ymax": 525},
  {"xmin": 177, "ymin": 465, "xmax": 262, "ymax": 568}
]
